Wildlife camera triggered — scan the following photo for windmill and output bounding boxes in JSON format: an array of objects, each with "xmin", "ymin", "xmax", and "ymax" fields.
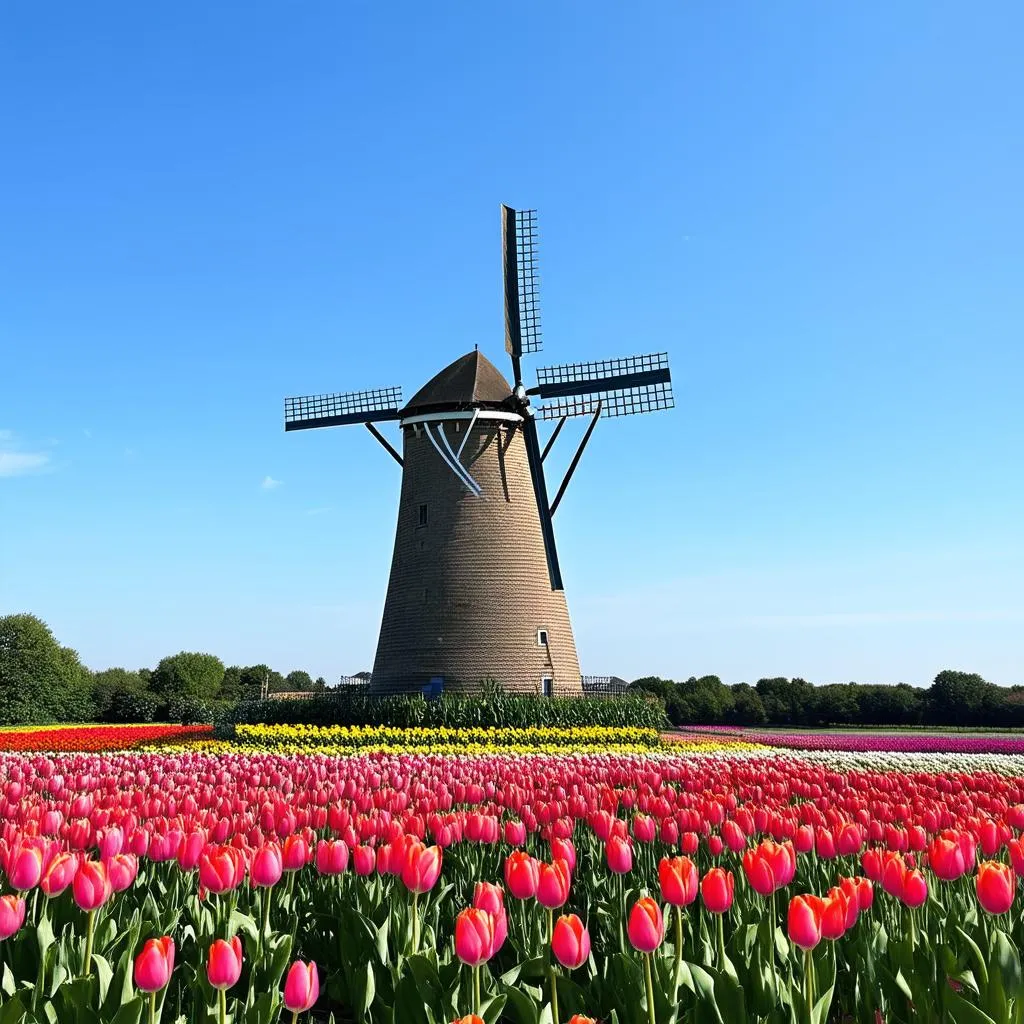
[{"xmin": 284, "ymin": 205, "xmax": 674, "ymax": 695}]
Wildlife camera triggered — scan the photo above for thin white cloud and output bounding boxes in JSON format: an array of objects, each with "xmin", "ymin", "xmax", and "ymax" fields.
[
  {"xmin": 0, "ymin": 452, "xmax": 49, "ymax": 477},
  {"xmin": 0, "ymin": 432, "xmax": 51, "ymax": 478},
  {"xmin": 261, "ymin": 475, "xmax": 283, "ymax": 490}
]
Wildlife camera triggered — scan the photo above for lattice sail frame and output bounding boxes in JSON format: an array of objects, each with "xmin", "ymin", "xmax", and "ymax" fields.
[
  {"xmin": 507, "ymin": 208, "xmax": 543, "ymax": 356},
  {"xmin": 534, "ymin": 352, "xmax": 673, "ymax": 419},
  {"xmin": 284, "ymin": 386, "xmax": 403, "ymax": 429}
]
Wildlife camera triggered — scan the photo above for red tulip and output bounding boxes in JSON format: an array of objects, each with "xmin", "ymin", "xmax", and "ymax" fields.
[
  {"xmin": 606, "ymin": 835, "xmax": 633, "ymax": 875},
  {"xmin": 928, "ymin": 837, "xmax": 967, "ymax": 881},
  {"xmin": 401, "ymin": 842, "xmax": 442, "ymax": 894},
  {"xmin": 198, "ymin": 845, "xmax": 245, "ymax": 894},
  {"xmin": 134, "ymin": 937, "xmax": 174, "ymax": 992},
  {"xmin": 41, "ymin": 851, "xmax": 78, "ymax": 898},
  {"xmin": 700, "ymin": 867, "xmax": 734, "ymax": 913},
  {"xmin": 283, "ymin": 960, "xmax": 319, "ymax": 1012},
  {"xmin": 565, "ymin": 1017, "xmax": 597, "ymax": 1024},
  {"xmin": 627, "ymin": 897, "xmax": 664, "ymax": 952},
  {"xmin": 315, "ymin": 839, "xmax": 349, "ymax": 876},
  {"xmin": 452, "ymin": 1017, "xmax": 485, "ymax": 1024},
  {"xmin": 107, "ymin": 853, "xmax": 138, "ymax": 892},
  {"xmin": 505, "ymin": 851, "xmax": 540, "ymax": 900},
  {"xmin": 251, "ymin": 843, "xmax": 283, "ymax": 887},
  {"xmin": 503, "ymin": 820, "xmax": 527, "ymax": 846},
  {"xmin": 977, "ymin": 861, "xmax": 1015, "ymax": 915},
  {"xmin": 207, "ymin": 936, "xmax": 243, "ymax": 990},
  {"xmin": 820, "ymin": 887, "xmax": 850, "ymax": 940},
  {"xmin": 551, "ymin": 837, "xmax": 576, "ymax": 874},
  {"xmin": 659, "ymin": 855, "xmax": 699, "ymax": 907},
  {"xmin": 454, "ymin": 908, "xmax": 496, "ymax": 966},
  {"xmin": 552, "ymin": 913, "xmax": 591, "ymax": 969},
  {"xmin": 281, "ymin": 834, "xmax": 310, "ymax": 871},
  {"xmin": 901, "ymin": 869, "xmax": 928, "ymax": 908},
  {"xmin": 788, "ymin": 894, "xmax": 826, "ymax": 950},
  {"xmin": 0, "ymin": 895, "xmax": 26, "ymax": 939},
  {"xmin": 6, "ymin": 843, "xmax": 43, "ymax": 891},
  {"xmin": 73, "ymin": 859, "xmax": 112, "ymax": 911},
  {"xmin": 537, "ymin": 859, "xmax": 571, "ymax": 909},
  {"xmin": 352, "ymin": 845, "xmax": 375, "ymax": 876}
]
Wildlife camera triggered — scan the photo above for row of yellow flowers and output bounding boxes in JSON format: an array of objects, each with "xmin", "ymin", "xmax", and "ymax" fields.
[
  {"xmin": 138, "ymin": 724, "xmax": 769, "ymax": 757},
  {"xmin": 233, "ymin": 723, "xmax": 663, "ymax": 749}
]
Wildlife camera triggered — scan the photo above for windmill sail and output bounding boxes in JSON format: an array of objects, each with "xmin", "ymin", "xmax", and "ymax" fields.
[
  {"xmin": 284, "ymin": 386, "xmax": 403, "ymax": 430},
  {"xmin": 531, "ymin": 352, "xmax": 673, "ymax": 419}
]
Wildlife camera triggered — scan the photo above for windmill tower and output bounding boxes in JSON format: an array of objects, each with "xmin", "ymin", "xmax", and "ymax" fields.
[{"xmin": 285, "ymin": 206, "xmax": 674, "ymax": 695}]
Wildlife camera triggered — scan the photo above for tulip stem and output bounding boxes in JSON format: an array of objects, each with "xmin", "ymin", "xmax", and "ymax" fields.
[
  {"xmin": 291, "ymin": 1013, "xmax": 298, "ymax": 1024},
  {"xmin": 412, "ymin": 891, "xmax": 420, "ymax": 953},
  {"xmin": 673, "ymin": 905, "xmax": 684, "ymax": 991},
  {"xmin": 82, "ymin": 910, "xmax": 95, "ymax": 978},
  {"xmin": 549, "ymin": 963, "xmax": 560, "ymax": 1024},
  {"xmin": 473, "ymin": 964, "xmax": 481, "ymax": 1015},
  {"xmin": 803, "ymin": 948, "xmax": 814, "ymax": 1018},
  {"xmin": 261, "ymin": 886, "xmax": 272, "ymax": 951},
  {"xmin": 643, "ymin": 951, "xmax": 656, "ymax": 1024},
  {"xmin": 149, "ymin": 990, "xmax": 157, "ymax": 1024},
  {"xmin": 218, "ymin": 988, "xmax": 227, "ymax": 1024},
  {"xmin": 716, "ymin": 911, "xmax": 726, "ymax": 969}
]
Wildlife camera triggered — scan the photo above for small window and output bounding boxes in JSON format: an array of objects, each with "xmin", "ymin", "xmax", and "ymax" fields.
[
  {"xmin": 541, "ymin": 677, "xmax": 553, "ymax": 697},
  {"xmin": 417, "ymin": 504, "xmax": 428, "ymax": 527},
  {"xmin": 537, "ymin": 629, "xmax": 548, "ymax": 647}
]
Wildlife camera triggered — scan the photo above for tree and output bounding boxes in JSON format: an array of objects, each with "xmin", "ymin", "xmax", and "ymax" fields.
[
  {"xmin": 0, "ymin": 613, "xmax": 94, "ymax": 725},
  {"xmin": 927, "ymin": 670, "xmax": 1001, "ymax": 726},
  {"xmin": 313, "ymin": 676, "xmax": 328, "ymax": 692},
  {"xmin": 220, "ymin": 666, "xmax": 243, "ymax": 701},
  {"xmin": 729, "ymin": 684, "xmax": 767, "ymax": 725},
  {"xmin": 92, "ymin": 667, "xmax": 146, "ymax": 721},
  {"xmin": 285, "ymin": 670, "xmax": 314, "ymax": 692},
  {"xmin": 149, "ymin": 652, "xmax": 225, "ymax": 700}
]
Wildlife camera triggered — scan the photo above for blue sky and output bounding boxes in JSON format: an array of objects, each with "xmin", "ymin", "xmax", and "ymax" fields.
[{"xmin": 2, "ymin": 2, "xmax": 1021, "ymax": 687}]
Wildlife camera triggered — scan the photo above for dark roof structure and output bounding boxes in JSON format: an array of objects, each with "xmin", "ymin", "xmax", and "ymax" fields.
[{"xmin": 403, "ymin": 350, "xmax": 512, "ymax": 414}]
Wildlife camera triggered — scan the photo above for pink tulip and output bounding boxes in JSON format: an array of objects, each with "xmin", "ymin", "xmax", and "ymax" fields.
[{"xmin": 283, "ymin": 960, "xmax": 319, "ymax": 1012}]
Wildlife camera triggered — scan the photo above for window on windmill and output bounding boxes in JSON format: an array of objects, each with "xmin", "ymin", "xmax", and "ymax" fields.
[
  {"xmin": 537, "ymin": 629, "xmax": 548, "ymax": 647},
  {"xmin": 541, "ymin": 676, "xmax": 553, "ymax": 697},
  {"xmin": 417, "ymin": 504, "xmax": 428, "ymax": 527}
]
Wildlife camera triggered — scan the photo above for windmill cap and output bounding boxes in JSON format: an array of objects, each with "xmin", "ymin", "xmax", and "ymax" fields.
[{"xmin": 403, "ymin": 350, "xmax": 513, "ymax": 414}]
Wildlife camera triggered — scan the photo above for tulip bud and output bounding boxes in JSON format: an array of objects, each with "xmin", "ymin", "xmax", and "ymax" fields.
[
  {"xmin": 627, "ymin": 897, "xmax": 663, "ymax": 953},
  {"xmin": 134, "ymin": 937, "xmax": 174, "ymax": 992},
  {"xmin": 788, "ymin": 895, "xmax": 826, "ymax": 950},
  {"xmin": 73, "ymin": 859, "xmax": 112, "ymax": 912},
  {"xmin": 551, "ymin": 913, "xmax": 591, "ymax": 969},
  {"xmin": 504, "ymin": 851, "xmax": 540, "ymax": 900},
  {"xmin": 283, "ymin": 960, "xmax": 319, "ymax": 1013},
  {"xmin": 0, "ymin": 895, "xmax": 26, "ymax": 939},
  {"xmin": 976, "ymin": 861, "xmax": 1015, "ymax": 915},
  {"xmin": 454, "ymin": 908, "xmax": 496, "ymax": 967},
  {"xmin": 700, "ymin": 867, "xmax": 734, "ymax": 914},
  {"xmin": 659, "ymin": 856, "xmax": 699, "ymax": 907},
  {"xmin": 536, "ymin": 860, "xmax": 571, "ymax": 909},
  {"xmin": 207, "ymin": 936, "xmax": 243, "ymax": 990},
  {"xmin": 251, "ymin": 843, "xmax": 284, "ymax": 887}
]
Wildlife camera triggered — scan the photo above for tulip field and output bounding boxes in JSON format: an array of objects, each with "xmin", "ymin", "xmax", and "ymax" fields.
[{"xmin": 3, "ymin": 726, "xmax": 1024, "ymax": 1022}]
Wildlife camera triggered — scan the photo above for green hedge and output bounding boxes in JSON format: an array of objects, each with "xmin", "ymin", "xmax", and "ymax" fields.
[{"xmin": 229, "ymin": 693, "xmax": 666, "ymax": 730}]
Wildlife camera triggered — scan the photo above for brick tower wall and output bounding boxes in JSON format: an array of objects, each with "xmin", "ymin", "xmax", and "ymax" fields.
[{"xmin": 370, "ymin": 418, "xmax": 582, "ymax": 694}]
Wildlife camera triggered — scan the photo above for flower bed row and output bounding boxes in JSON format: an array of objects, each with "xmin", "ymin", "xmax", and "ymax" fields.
[
  {"xmin": 0, "ymin": 723, "xmax": 213, "ymax": 752},
  {"xmin": 727, "ymin": 727, "xmax": 1024, "ymax": 755},
  {"xmin": 219, "ymin": 723, "xmax": 666, "ymax": 754},
  {"xmin": 2, "ymin": 750, "xmax": 1024, "ymax": 1021}
]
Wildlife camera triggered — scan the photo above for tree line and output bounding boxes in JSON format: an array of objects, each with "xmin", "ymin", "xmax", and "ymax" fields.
[
  {"xmin": 0, "ymin": 613, "xmax": 358, "ymax": 726},
  {"xmin": 1, "ymin": 612, "xmax": 1019, "ymax": 728},
  {"xmin": 629, "ymin": 672, "xmax": 1024, "ymax": 729}
]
